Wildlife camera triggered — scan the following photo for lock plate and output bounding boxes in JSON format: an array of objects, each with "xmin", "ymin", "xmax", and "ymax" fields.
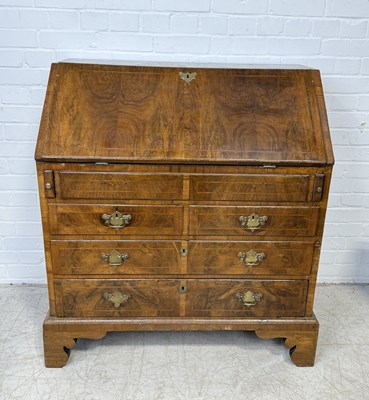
[{"xmin": 179, "ymin": 71, "xmax": 197, "ymax": 84}]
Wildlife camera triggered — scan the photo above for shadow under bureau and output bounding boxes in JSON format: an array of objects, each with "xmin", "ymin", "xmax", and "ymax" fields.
[{"xmin": 35, "ymin": 62, "xmax": 334, "ymax": 367}]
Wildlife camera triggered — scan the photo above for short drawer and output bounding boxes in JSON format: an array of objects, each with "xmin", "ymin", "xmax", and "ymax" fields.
[
  {"xmin": 190, "ymin": 174, "xmax": 312, "ymax": 202},
  {"xmin": 56, "ymin": 171, "xmax": 183, "ymax": 200},
  {"xmin": 188, "ymin": 241, "xmax": 314, "ymax": 276},
  {"xmin": 185, "ymin": 280, "xmax": 308, "ymax": 317},
  {"xmin": 51, "ymin": 241, "xmax": 182, "ymax": 275},
  {"xmin": 189, "ymin": 206, "xmax": 319, "ymax": 237},
  {"xmin": 54, "ymin": 279, "xmax": 180, "ymax": 318},
  {"xmin": 48, "ymin": 204, "xmax": 183, "ymax": 236}
]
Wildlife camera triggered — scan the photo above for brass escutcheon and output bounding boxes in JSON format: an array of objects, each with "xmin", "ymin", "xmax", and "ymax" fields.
[
  {"xmin": 179, "ymin": 71, "xmax": 197, "ymax": 84},
  {"xmin": 238, "ymin": 250, "xmax": 266, "ymax": 267},
  {"xmin": 179, "ymin": 284, "xmax": 187, "ymax": 293},
  {"xmin": 239, "ymin": 213, "xmax": 268, "ymax": 232},
  {"xmin": 101, "ymin": 210, "xmax": 132, "ymax": 229},
  {"xmin": 101, "ymin": 250, "xmax": 129, "ymax": 267},
  {"xmin": 180, "ymin": 248, "xmax": 188, "ymax": 257},
  {"xmin": 103, "ymin": 290, "xmax": 131, "ymax": 308},
  {"xmin": 236, "ymin": 290, "xmax": 263, "ymax": 308}
]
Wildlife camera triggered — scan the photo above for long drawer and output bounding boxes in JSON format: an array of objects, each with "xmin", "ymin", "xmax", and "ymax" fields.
[
  {"xmin": 48, "ymin": 204, "xmax": 183, "ymax": 236},
  {"xmin": 55, "ymin": 170, "xmax": 322, "ymax": 203},
  {"xmin": 51, "ymin": 240, "xmax": 182, "ymax": 275},
  {"xmin": 190, "ymin": 206, "xmax": 319, "ymax": 237},
  {"xmin": 54, "ymin": 279, "xmax": 308, "ymax": 318},
  {"xmin": 188, "ymin": 241, "xmax": 314, "ymax": 276},
  {"xmin": 51, "ymin": 240, "xmax": 314, "ymax": 277}
]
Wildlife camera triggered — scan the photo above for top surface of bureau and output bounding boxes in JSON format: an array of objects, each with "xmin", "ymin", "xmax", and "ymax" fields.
[{"xmin": 35, "ymin": 62, "xmax": 333, "ymax": 167}]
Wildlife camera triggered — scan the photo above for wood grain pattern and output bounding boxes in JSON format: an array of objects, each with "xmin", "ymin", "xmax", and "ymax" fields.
[
  {"xmin": 255, "ymin": 328, "xmax": 319, "ymax": 367},
  {"xmin": 43, "ymin": 328, "xmax": 78, "ymax": 368},
  {"xmin": 57, "ymin": 171, "xmax": 183, "ymax": 200},
  {"xmin": 188, "ymin": 241, "xmax": 314, "ymax": 276},
  {"xmin": 48, "ymin": 204, "xmax": 183, "ymax": 236},
  {"xmin": 36, "ymin": 63, "xmax": 333, "ymax": 368},
  {"xmin": 51, "ymin": 240, "xmax": 182, "ymax": 275},
  {"xmin": 36, "ymin": 164, "xmax": 57, "ymax": 315},
  {"xmin": 54, "ymin": 278, "xmax": 307, "ymax": 318},
  {"xmin": 311, "ymin": 70, "xmax": 334, "ymax": 166},
  {"xmin": 190, "ymin": 173, "xmax": 311, "ymax": 202},
  {"xmin": 185, "ymin": 279, "xmax": 308, "ymax": 317},
  {"xmin": 190, "ymin": 206, "xmax": 319, "ymax": 237},
  {"xmin": 37, "ymin": 161, "xmax": 332, "ymax": 178},
  {"xmin": 34, "ymin": 63, "xmax": 59, "ymax": 161},
  {"xmin": 54, "ymin": 279, "xmax": 181, "ymax": 317},
  {"xmin": 36, "ymin": 63, "xmax": 333, "ymax": 166},
  {"xmin": 43, "ymin": 313, "xmax": 319, "ymax": 367}
]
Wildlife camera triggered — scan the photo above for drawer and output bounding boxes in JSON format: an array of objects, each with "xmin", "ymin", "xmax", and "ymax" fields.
[
  {"xmin": 185, "ymin": 280, "xmax": 307, "ymax": 317},
  {"xmin": 54, "ymin": 279, "xmax": 180, "ymax": 318},
  {"xmin": 190, "ymin": 174, "xmax": 312, "ymax": 202},
  {"xmin": 56, "ymin": 171, "xmax": 183, "ymax": 200},
  {"xmin": 48, "ymin": 204, "xmax": 183, "ymax": 236},
  {"xmin": 54, "ymin": 278, "xmax": 307, "ymax": 318},
  {"xmin": 51, "ymin": 241, "xmax": 182, "ymax": 275},
  {"xmin": 188, "ymin": 241, "xmax": 314, "ymax": 276},
  {"xmin": 190, "ymin": 206, "xmax": 319, "ymax": 237}
]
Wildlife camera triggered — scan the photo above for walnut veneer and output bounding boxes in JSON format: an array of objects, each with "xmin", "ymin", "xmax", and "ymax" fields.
[{"xmin": 35, "ymin": 62, "xmax": 333, "ymax": 367}]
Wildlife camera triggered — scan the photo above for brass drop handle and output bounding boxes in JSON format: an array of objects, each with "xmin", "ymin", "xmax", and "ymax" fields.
[
  {"xmin": 236, "ymin": 290, "xmax": 263, "ymax": 308},
  {"xmin": 103, "ymin": 290, "xmax": 131, "ymax": 308},
  {"xmin": 238, "ymin": 250, "xmax": 265, "ymax": 267},
  {"xmin": 101, "ymin": 210, "xmax": 132, "ymax": 229},
  {"xmin": 101, "ymin": 250, "xmax": 129, "ymax": 267},
  {"xmin": 239, "ymin": 213, "xmax": 268, "ymax": 232}
]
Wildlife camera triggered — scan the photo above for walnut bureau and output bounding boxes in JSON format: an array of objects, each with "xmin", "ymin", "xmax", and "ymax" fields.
[{"xmin": 35, "ymin": 62, "xmax": 333, "ymax": 367}]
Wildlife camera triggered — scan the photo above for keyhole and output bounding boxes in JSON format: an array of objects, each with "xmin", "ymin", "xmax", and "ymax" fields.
[
  {"xmin": 179, "ymin": 285, "xmax": 187, "ymax": 293},
  {"xmin": 180, "ymin": 248, "xmax": 188, "ymax": 257}
]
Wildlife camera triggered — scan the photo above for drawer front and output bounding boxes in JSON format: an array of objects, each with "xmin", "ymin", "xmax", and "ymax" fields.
[
  {"xmin": 51, "ymin": 241, "xmax": 182, "ymax": 275},
  {"xmin": 48, "ymin": 204, "xmax": 183, "ymax": 236},
  {"xmin": 188, "ymin": 241, "xmax": 314, "ymax": 276},
  {"xmin": 185, "ymin": 280, "xmax": 307, "ymax": 317},
  {"xmin": 57, "ymin": 172, "xmax": 183, "ymax": 200},
  {"xmin": 54, "ymin": 279, "xmax": 180, "ymax": 317},
  {"xmin": 190, "ymin": 174, "xmax": 310, "ymax": 202},
  {"xmin": 190, "ymin": 206, "xmax": 319, "ymax": 237}
]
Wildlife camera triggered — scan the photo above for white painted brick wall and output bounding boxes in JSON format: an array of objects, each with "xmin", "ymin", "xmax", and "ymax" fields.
[
  {"xmin": 81, "ymin": 11, "xmax": 109, "ymax": 31},
  {"xmin": 110, "ymin": 13, "xmax": 140, "ymax": 32},
  {"xmin": 171, "ymin": 15, "xmax": 199, "ymax": 34},
  {"xmin": 142, "ymin": 13, "xmax": 170, "ymax": 33},
  {"xmin": 1, "ymin": 1, "xmax": 369, "ymax": 283},
  {"xmin": 49, "ymin": 11, "xmax": 80, "ymax": 30}
]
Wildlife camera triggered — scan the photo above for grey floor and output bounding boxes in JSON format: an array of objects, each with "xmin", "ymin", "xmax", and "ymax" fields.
[{"xmin": 0, "ymin": 285, "xmax": 369, "ymax": 400}]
